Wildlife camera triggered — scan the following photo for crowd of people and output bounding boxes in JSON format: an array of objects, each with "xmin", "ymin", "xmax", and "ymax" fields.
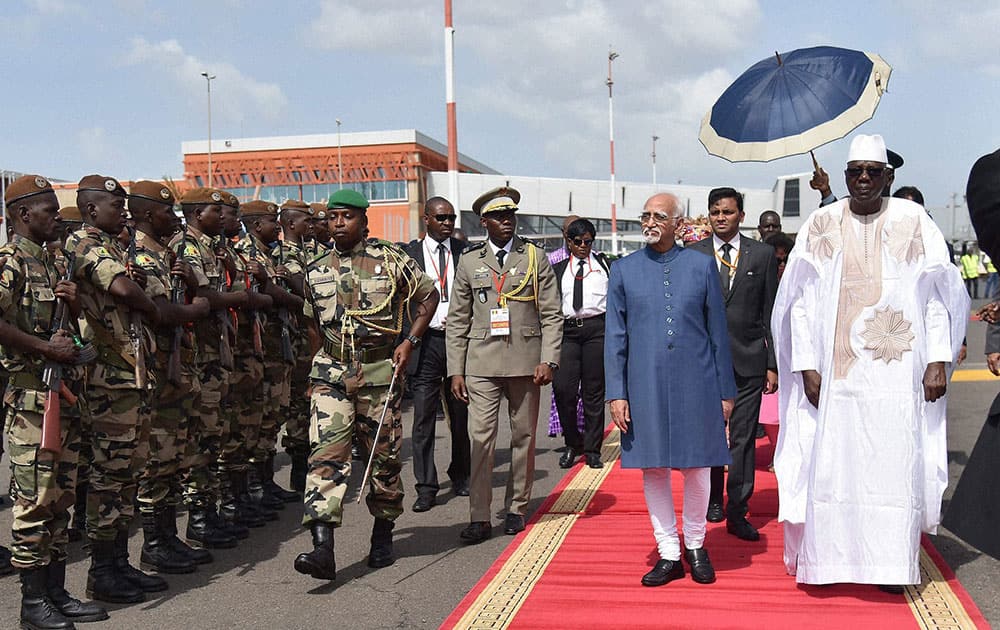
[{"xmin": 0, "ymin": 131, "xmax": 987, "ymax": 629}]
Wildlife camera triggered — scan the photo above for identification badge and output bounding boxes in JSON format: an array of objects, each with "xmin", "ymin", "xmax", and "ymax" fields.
[{"xmin": 489, "ymin": 307, "xmax": 511, "ymax": 336}]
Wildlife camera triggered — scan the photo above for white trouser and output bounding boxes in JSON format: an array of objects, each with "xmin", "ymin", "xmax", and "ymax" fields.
[{"xmin": 641, "ymin": 467, "xmax": 710, "ymax": 561}]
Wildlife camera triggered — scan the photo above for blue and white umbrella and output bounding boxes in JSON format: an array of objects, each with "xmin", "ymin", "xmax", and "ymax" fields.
[{"xmin": 699, "ymin": 46, "xmax": 892, "ymax": 162}]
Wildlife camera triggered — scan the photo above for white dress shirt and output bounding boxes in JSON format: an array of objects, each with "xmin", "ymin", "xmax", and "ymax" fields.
[
  {"xmin": 712, "ymin": 233, "xmax": 742, "ymax": 291},
  {"xmin": 560, "ymin": 253, "xmax": 608, "ymax": 319},
  {"xmin": 424, "ymin": 236, "xmax": 455, "ymax": 330}
]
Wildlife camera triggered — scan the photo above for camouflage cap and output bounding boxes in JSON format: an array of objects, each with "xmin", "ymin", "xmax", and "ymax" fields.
[
  {"xmin": 241, "ymin": 200, "xmax": 279, "ymax": 216},
  {"xmin": 280, "ymin": 199, "xmax": 310, "ymax": 215},
  {"xmin": 180, "ymin": 187, "xmax": 225, "ymax": 206},
  {"xmin": 78, "ymin": 174, "xmax": 127, "ymax": 198},
  {"xmin": 309, "ymin": 202, "xmax": 328, "ymax": 219},
  {"xmin": 129, "ymin": 180, "xmax": 175, "ymax": 206},
  {"xmin": 472, "ymin": 186, "xmax": 520, "ymax": 216},
  {"xmin": 327, "ymin": 188, "xmax": 369, "ymax": 210},
  {"xmin": 59, "ymin": 205, "xmax": 83, "ymax": 222},
  {"xmin": 3, "ymin": 174, "xmax": 55, "ymax": 205}
]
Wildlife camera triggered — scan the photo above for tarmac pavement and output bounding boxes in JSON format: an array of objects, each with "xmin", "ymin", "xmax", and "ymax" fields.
[{"xmin": 1, "ymin": 317, "xmax": 999, "ymax": 628}]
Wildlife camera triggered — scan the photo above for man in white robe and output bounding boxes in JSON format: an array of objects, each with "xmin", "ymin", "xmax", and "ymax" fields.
[{"xmin": 772, "ymin": 134, "xmax": 969, "ymax": 591}]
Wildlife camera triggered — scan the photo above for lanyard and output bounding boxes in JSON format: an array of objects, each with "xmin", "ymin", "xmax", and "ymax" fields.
[
  {"xmin": 492, "ymin": 270, "xmax": 508, "ymax": 306},
  {"xmin": 426, "ymin": 241, "xmax": 450, "ymax": 294},
  {"xmin": 715, "ymin": 247, "xmax": 740, "ymax": 270}
]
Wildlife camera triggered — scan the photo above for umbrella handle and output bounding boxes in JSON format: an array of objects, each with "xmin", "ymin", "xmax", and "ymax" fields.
[{"xmin": 810, "ymin": 150, "xmax": 820, "ymax": 172}]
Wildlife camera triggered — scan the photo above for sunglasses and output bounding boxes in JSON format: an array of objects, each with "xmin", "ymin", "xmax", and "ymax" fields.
[
  {"xmin": 639, "ymin": 212, "xmax": 675, "ymax": 223},
  {"xmin": 571, "ymin": 237, "xmax": 594, "ymax": 247},
  {"xmin": 845, "ymin": 166, "xmax": 885, "ymax": 178},
  {"xmin": 432, "ymin": 214, "xmax": 457, "ymax": 222}
]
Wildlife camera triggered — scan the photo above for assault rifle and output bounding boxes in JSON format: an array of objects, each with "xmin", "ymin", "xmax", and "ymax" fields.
[
  {"xmin": 275, "ymin": 239, "xmax": 295, "ymax": 364},
  {"xmin": 166, "ymin": 224, "xmax": 188, "ymax": 386},
  {"xmin": 41, "ymin": 252, "xmax": 80, "ymax": 454},
  {"xmin": 126, "ymin": 227, "xmax": 150, "ymax": 389},
  {"xmin": 246, "ymin": 238, "xmax": 265, "ymax": 359},
  {"xmin": 215, "ymin": 242, "xmax": 235, "ymax": 370}
]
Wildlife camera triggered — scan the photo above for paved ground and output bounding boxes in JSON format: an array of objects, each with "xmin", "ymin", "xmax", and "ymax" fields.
[{"xmin": 1, "ymin": 315, "xmax": 998, "ymax": 628}]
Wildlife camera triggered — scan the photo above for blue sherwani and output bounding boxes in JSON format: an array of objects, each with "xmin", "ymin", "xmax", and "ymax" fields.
[{"xmin": 605, "ymin": 245, "xmax": 736, "ymax": 469}]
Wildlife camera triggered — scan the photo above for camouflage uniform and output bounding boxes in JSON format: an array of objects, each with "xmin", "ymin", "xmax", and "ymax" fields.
[
  {"xmin": 0, "ymin": 235, "xmax": 86, "ymax": 568},
  {"xmin": 169, "ymin": 225, "xmax": 228, "ymax": 511},
  {"xmin": 273, "ymin": 239, "xmax": 311, "ymax": 465},
  {"xmin": 65, "ymin": 225, "xmax": 156, "ymax": 542},
  {"xmin": 303, "ymin": 239, "xmax": 434, "ymax": 526},
  {"xmin": 134, "ymin": 230, "xmax": 197, "ymax": 516}
]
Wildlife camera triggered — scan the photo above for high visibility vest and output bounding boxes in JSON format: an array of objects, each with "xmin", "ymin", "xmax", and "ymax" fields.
[
  {"xmin": 961, "ymin": 254, "xmax": 980, "ymax": 279},
  {"xmin": 986, "ymin": 257, "xmax": 997, "ymax": 274}
]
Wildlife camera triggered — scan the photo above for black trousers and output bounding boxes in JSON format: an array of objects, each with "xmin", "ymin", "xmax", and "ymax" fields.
[
  {"xmin": 552, "ymin": 316, "xmax": 606, "ymax": 455},
  {"xmin": 709, "ymin": 372, "xmax": 765, "ymax": 520},
  {"xmin": 410, "ymin": 331, "xmax": 471, "ymax": 497}
]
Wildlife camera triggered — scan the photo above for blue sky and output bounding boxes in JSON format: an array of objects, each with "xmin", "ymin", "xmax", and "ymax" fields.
[{"xmin": 1, "ymin": 0, "xmax": 997, "ymax": 210}]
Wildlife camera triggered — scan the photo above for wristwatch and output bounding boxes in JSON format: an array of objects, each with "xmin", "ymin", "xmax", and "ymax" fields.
[
  {"xmin": 545, "ymin": 361, "xmax": 558, "ymax": 370},
  {"xmin": 405, "ymin": 334, "xmax": 422, "ymax": 347}
]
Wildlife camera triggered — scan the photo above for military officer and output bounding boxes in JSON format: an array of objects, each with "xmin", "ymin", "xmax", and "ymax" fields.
[
  {"xmin": 293, "ymin": 189, "xmax": 438, "ymax": 581},
  {"xmin": 447, "ymin": 186, "xmax": 563, "ymax": 544},
  {"xmin": 1, "ymin": 175, "xmax": 109, "ymax": 628},
  {"xmin": 67, "ymin": 174, "xmax": 165, "ymax": 602},
  {"xmin": 129, "ymin": 181, "xmax": 212, "ymax": 574},
  {"xmin": 235, "ymin": 201, "xmax": 304, "ymax": 508}
]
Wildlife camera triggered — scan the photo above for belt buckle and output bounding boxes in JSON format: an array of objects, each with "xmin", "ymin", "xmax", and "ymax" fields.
[{"xmin": 567, "ymin": 317, "xmax": 583, "ymax": 328}]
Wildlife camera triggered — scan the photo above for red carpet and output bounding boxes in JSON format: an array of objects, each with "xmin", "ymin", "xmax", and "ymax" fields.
[{"xmin": 443, "ymin": 431, "xmax": 989, "ymax": 629}]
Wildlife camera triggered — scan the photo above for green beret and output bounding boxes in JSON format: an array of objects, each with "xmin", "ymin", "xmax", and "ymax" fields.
[
  {"xmin": 59, "ymin": 205, "xmax": 83, "ymax": 222},
  {"xmin": 327, "ymin": 189, "xmax": 369, "ymax": 210},
  {"xmin": 309, "ymin": 202, "xmax": 327, "ymax": 219},
  {"xmin": 180, "ymin": 187, "xmax": 225, "ymax": 206},
  {"xmin": 129, "ymin": 180, "xmax": 175, "ymax": 206},
  {"xmin": 241, "ymin": 200, "xmax": 279, "ymax": 216},
  {"xmin": 78, "ymin": 174, "xmax": 126, "ymax": 198},
  {"xmin": 4, "ymin": 174, "xmax": 55, "ymax": 205},
  {"xmin": 280, "ymin": 199, "xmax": 310, "ymax": 214},
  {"xmin": 472, "ymin": 186, "xmax": 520, "ymax": 216}
]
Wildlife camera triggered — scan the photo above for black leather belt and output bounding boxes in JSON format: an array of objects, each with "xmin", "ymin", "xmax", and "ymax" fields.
[
  {"xmin": 564, "ymin": 313, "xmax": 605, "ymax": 327},
  {"xmin": 321, "ymin": 340, "xmax": 394, "ymax": 363}
]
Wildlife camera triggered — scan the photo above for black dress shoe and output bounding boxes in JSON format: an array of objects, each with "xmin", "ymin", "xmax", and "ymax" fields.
[
  {"xmin": 683, "ymin": 547, "xmax": 716, "ymax": 584},
  {"xmin": 452, "ymin": 479, "xmax": 470, "ymax": 497},
  {"xmin": 706, "ymin": 502, "xmax": 725, "ymax": 523},
  {"xmin": 878, "ymin": 584, "xmax": 905, "ymax": 595},
  {"xmin": 412, "ymin": 494, "xmax": 436, "ymax": 513},
  {"xmin": 726, "ymin": 517, "xmax": 760, "ymax": 541},
  {"xmin": 558, "ymin": 449, "xmax": 580, "ymax": 469},
  {"xmin": 641, "ymin": 559, "xmax": 685, "ymax": 587},
  {"xmin": 503, "ymin": 513, "xmax": 525, "ymax": 535},
  {"xmin": 459, "ymin": 522, "xmax": 492, "ymax": 544},
  {"xmin": 755, "ymin": 423, "xmax": 766, "ymax": 440},
  {"xmin": 585, "ymin": 453, "xmax": 604, "ymax": 469}
]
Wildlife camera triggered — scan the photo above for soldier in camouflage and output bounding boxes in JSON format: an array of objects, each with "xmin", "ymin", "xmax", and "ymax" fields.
[
  {"xmin": 293, "ymin": 189, "xmax": 438, "ymax": 582},
  {"xmin": 129, "ymin": 181, "xmax": 213, "ymax": 575},
  {"xmin": 1, "ymin": 175, "xmax": 109, "ymax": 629},
  {"xmin": 68, "ymin": 174, "xmax": 167, "ymax": 604},
  {"xmin": 235, "ymin": 201, "xmax": 303, "ymax": 509},
  {"xmin": 309, "ymin": 202, "xmax": 333, "ymax": 256}
]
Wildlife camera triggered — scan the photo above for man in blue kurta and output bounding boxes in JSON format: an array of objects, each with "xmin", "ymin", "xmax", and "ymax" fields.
[{"xmin": 606, "ymin": 192, "xmax": 736, "ymax": 587}]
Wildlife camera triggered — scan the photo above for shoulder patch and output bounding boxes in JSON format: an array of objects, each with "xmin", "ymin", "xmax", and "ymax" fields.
[
  {"xmin": 183, "ymin": 244, "xmax": 200, "ymax": 257},
  {"xmin": 465, "ymin": 242, "xmax": 487, "ymax": 252}
]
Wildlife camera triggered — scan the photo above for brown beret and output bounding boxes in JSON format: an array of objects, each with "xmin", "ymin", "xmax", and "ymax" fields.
[
  {"xmin": 222, "ymin": 192, "xmax": 240, "ymax": 208},
  {"xmin": 472, "ymin": 186, "xmax": 520, "ymax": 216},
  {"xmin": 3, "ymin": 174, "xmax": 55, "ymax": 205},
  {"xmin": 59, "ymin": 205, "xmax": 83, "ymax": 222},
  {"xmin": 280, "ymin": 199, "xmax": 310, "ymax": 214},
  {"xmin": 78, "ymin": 174, "xmax": 126, "ymax": 198},
  {"xmin": 129, "ymin": 180, "xmax": 175, "ymax": 206},
  {"xmin": 241, "ymin": 200, "xmax": 279, "ymax": 216},
  {"xmin": 180, "ymin": 187, "xmax": 225, "ymax": 206},
  {"xmin": 309, "ymin": 202, "xmax": 328, "ymax": 219}
]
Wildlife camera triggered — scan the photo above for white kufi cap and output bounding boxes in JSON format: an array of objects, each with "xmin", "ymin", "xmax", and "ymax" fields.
[{"xmin": 847, "ymin": 134, "xmax": 888, "ymax": 164}]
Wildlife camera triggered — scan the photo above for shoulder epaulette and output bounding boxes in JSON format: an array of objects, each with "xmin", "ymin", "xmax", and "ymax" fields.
[{"xmin": 465, "ymin": 241, "xmax": 487, "ymax": 252}]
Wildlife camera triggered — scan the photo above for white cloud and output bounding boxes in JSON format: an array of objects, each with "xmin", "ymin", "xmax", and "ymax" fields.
[
  {"xmin": 914, "ymin": 4, "xmax": 1000, "ymax": 76},
  {"xmin": 307, "ymin": 0, "xmax": 439, "ymax": 62},
  {"xmin": 122, "ymin": 38, "xmax": 289, "ymax": 123}
]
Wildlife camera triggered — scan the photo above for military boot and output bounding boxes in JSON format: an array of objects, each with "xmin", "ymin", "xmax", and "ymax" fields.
[
  {"xmin": 249, "ymin": 463, "xmax": 285, "ymax": 511},
  {"xmin": 293, "ymin": 523, "xmax": 336, "ymax": 581},
  {"xmin": 46, "ymin": 559, "xmax": 108, "ymax": 623},
  {"xmin": 233, "ymin": 470, "xmax": 275, "ymax": 523},
  {"xmin": 185, "ymin": 507, "xmax": 238, "ymax": 549},
  {"xmin": 262, "ymin": 454, "xmax": 301, "ymax": 503},
  {"xmin": 163, "ymin": 506, "xmax": 213, "ymax": 565},
  {"xmin": 20, "ymin": 567, "xmax": 74, "ymax": 630},
  {"xmin": 289, "ymin": 449, "xmax": 308, "ymax": 494},
  {"xmin": 68, "ymin": 483, "xmax": 88, "ymax": 544},
  {"xmin": 86, "ymin": 540, "xmax": 144, "ymax": 604},
  {"xmin": 113, "ymin": 529, "xmax": 167, "ymax": 592},
  {"xmin": 1, "ymin": 544, "xmax": 13, "ymax": 576},
  {"xmin": 221, "ymin": 472, "xmax": 265, "ymax": 529},
  {"xmin": 139, "ymin": 511, "xmax": 195, "ymax": 575},
  {"xmin": 208, "ymin": 503, "xmax": 249, "ymax": 540},
  {"xmin": 368, "ymin": 518, "xmax": 395, "ymax": 569}
]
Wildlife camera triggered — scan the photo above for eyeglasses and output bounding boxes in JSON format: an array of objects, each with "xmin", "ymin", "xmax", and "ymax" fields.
[
  {"xmin": 844, "ymin": 166, "xmax": 885, "ymax": 178},
  {"xmin": 571, "ymin": 237, "xmax": 594, "ymax": 247},
  {"xmin": 639, "ymin": 212, "xmax": 675, "ymax": 223},
  {"xmin": 432, "ymin": 214, "xmax": 457, "ymax": 222}
]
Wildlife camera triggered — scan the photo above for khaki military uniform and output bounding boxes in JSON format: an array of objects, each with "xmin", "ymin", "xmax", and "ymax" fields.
[
  {"xmin": 0, "ymin": 236, "xmax": 87, "ymax": 568},
  {"xmin": 170, "ymin": 225, "xmax": 228, "ymax": 510},
  {"xmin": 303, "ymin": 239, "xmax": 434, "ymax": 526},
  {"xmin": 133, "ymin": 230, "xmax": 198, "ymax": 515},
  {"xmin": 272, "ymin": 239, "xmax": 311, "ymax": 462},
  {"xmin": 66, "ymin": 225, "xmax": 157, "ymax": 541},
  {"xmin": 445, "ymin": 236, "xmax": 563, "ymax": 521}
]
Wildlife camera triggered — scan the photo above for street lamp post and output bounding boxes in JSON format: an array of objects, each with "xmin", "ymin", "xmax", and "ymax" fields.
[
  {"xmin": 607, "ymin": 48, "xmax": 619, "ymax": 256},
  {"xmin": 336, "ymin": 118, "xmax": 343, "ymax": 189},
  {"xmin": 652, "ymin": 134, "xmax": 659, "ymax": 187},
  {"xmin": 201, "ymin": 72, "xmax": 216, "ymax": 187}
]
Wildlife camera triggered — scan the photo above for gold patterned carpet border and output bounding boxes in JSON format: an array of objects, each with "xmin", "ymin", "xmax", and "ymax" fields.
[{"xmin": 906, "ymin": 548, "xmax": 982, "ymax": 629}]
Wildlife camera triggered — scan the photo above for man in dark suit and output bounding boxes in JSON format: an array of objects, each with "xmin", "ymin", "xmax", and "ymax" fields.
[
  {"xmin": 404, "ymin": 196, "xmax": 471, "ymax": 512},
  {"xmin": 689, "ymin": 187, "xmax": 778, "ymax": 542}
]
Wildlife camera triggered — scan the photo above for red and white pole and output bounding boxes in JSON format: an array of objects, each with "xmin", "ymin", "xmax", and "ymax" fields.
[
  {"xmin": 607, "ymin": 49, "xmax": 619, "ymax": 255},
  {"xmin": 445, "ymin": 0, "xmax": 460, "ymax": 226}
]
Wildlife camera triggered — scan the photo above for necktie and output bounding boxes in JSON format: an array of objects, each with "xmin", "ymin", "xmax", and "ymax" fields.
[
  {"xmin": 437, "ymin": 243, "xmax": 449, "ymax": 303},
  {"xmin": 719, "ymin": 243, "xmax": 732, "ymax": 294},
  {"xmin": 496, "ymin": 249, "xmax": 506, "ymax": 268},
  {"xmin": 573, "ymin": 259, "xmax": 585, "ymax": 312}
]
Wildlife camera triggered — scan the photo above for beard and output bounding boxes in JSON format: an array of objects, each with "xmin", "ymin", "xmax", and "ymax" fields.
[{"xmin": 642, "ymin": 227, "xmax": 661, "ymax": 244}]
